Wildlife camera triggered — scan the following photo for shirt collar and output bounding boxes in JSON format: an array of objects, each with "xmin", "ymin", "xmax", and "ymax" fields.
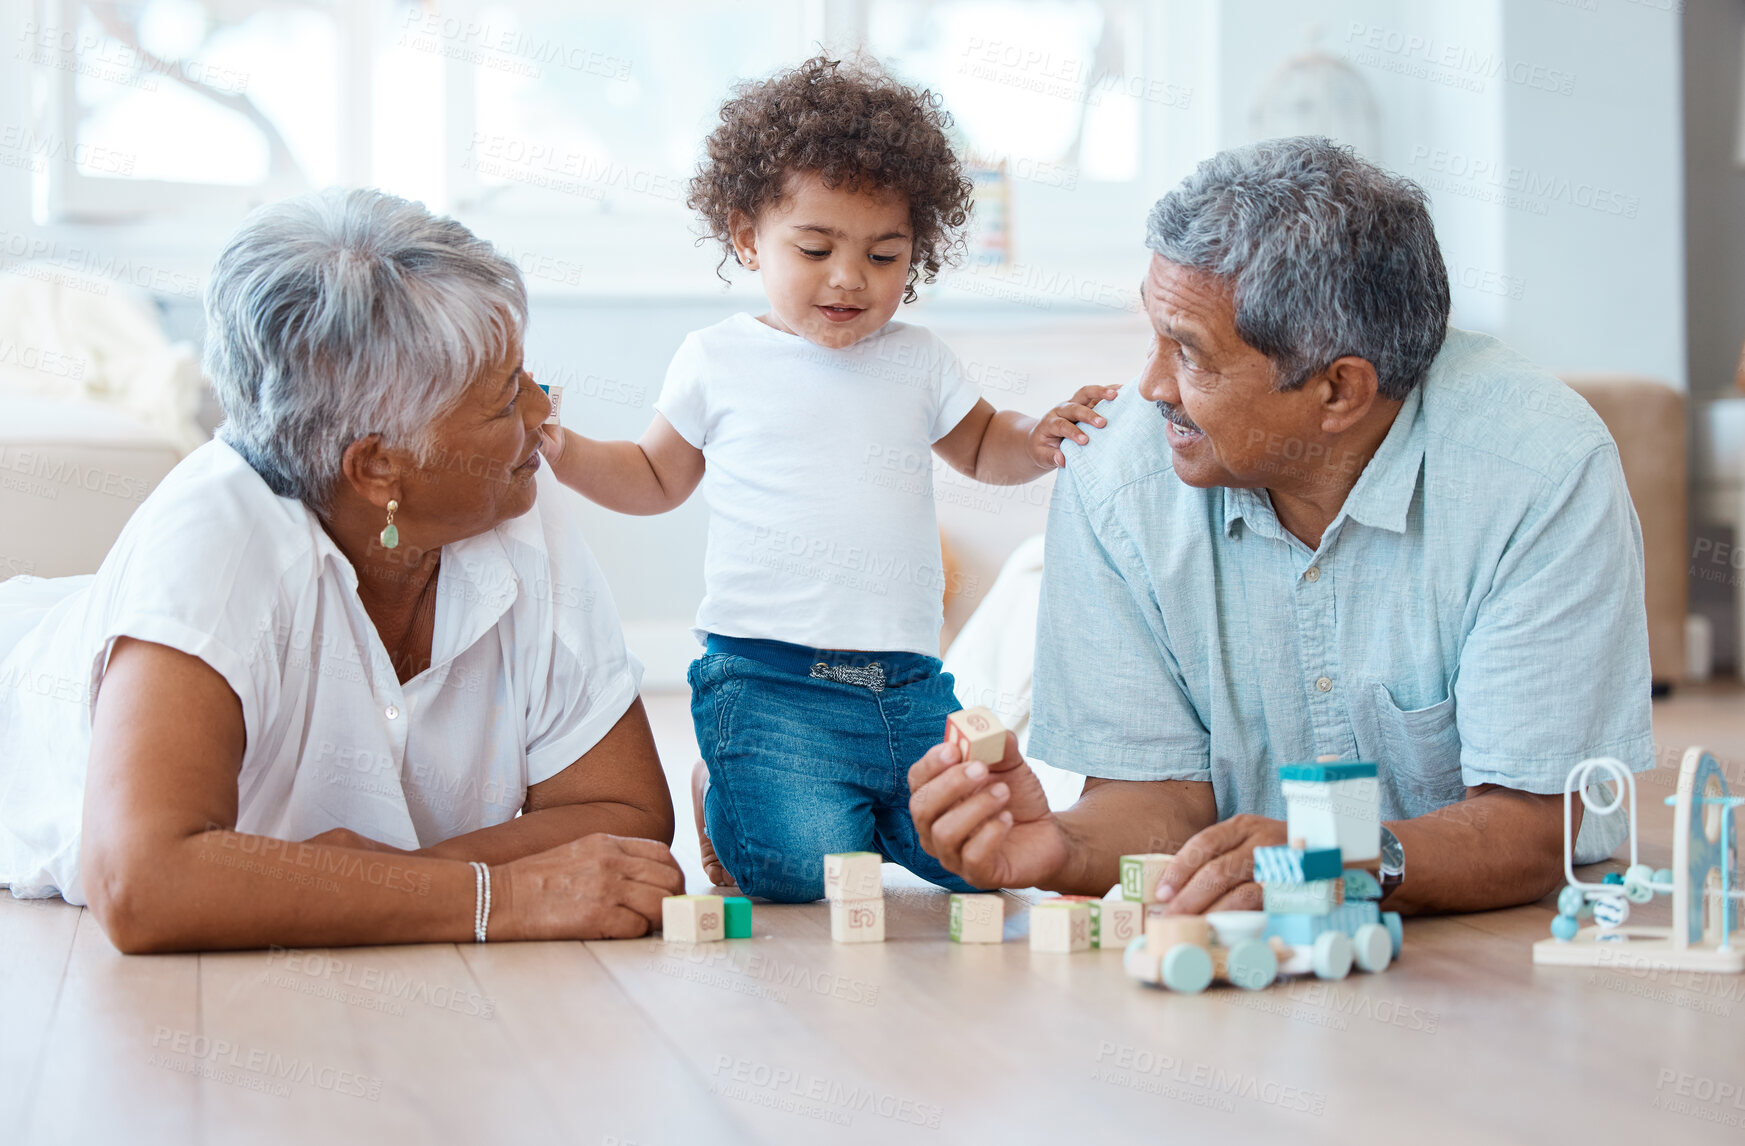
[
  {"xmin": 302, "ymin": 500, "xmax": 525, "ymax": 666},
  {"xmin": 1337, "ymin": 384, "xmax": 1424, "ymax": 535},
  {"xmin": 1221, "ymin": 384, "xmax": 1424, "ymax": 540}
]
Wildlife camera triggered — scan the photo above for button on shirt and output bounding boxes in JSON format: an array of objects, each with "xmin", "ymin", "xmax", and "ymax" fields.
[
  {"xmin": 0, "ymin": 440, "xmax": 642, "ymax": 903},
  {"xmin": 1028, "ymin": 329, "xmax": 1653, "ymax": 864}
]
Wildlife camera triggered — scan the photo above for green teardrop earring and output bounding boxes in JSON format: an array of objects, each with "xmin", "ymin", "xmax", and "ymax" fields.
[{"xmin": 380, "ymin": 499, "xmax": 400, "ymax": 550}]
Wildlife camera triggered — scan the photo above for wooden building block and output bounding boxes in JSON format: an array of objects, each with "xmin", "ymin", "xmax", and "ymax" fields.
[
  {"xmin": 1119, "ymin": 853, "xmax": 1174, "ymax": 903},
  {"xmin": 1262, "ymin": 878, "xmax": 1344, "ymax": 915},
  {"xmin": 945, "ymin": 706, "xmax": 1006, "ymax": 764},
  {"xmin": 1030, "ymin": 901, "xmax": 1092, "ymax": 953},
  {"xmin": 662, "ymin": 895, "xmax": 725, "ymax": 943},
  {"xmin": 723, "ymin": 896, "xmax": 753, "ymax": 939},
  {"xmin": 823, "ymin": 852, "xmax": 883, "ymax": 901},
  {"xmin": 830, "ymin": 897, "xmax": 885, "ymax": 943},
  {"xmin": 1279, "ymin": 762, "xmax": 1380, "ymax": 863},
  {"xmin": 949, "ymin": 894, "xmax": 1005, "ymax": 943},
  {"xmin": 1145, "ymin": 913, "xmax": 1211, "ymax": 953},
  {"xmin": 1092, "ymin": 899, "xmax": 1144, "ymax": 949},
  {"xmin": 538, "ymin": 382, "xmax": 563, "ymax": 426}
]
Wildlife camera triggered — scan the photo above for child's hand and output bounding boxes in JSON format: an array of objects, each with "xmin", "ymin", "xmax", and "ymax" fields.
[
  {"xmin": 538, "ymin": 422, "xmax": 567, "ymax": 467},
  {"xmin": 1031, "ymin": 384, "xmax": 1121, "ymax": 469}
]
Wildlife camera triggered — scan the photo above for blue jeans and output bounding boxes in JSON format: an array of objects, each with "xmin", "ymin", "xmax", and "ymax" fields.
[{"xmin": 689, "ymin": 635, "xmax": 979, "ymax": 903}]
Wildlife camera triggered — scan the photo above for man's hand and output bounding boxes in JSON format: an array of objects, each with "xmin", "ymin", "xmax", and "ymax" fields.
[
  {"xmin": 1030, "ymin": 385, "xmax": 1121, "ymax": 469},
  {"xmin": 1154, "ymin": 814, "xmax": 1288, "ymax": 913},
  {"xmin": 908, "ymin": 732, "xmax": 1069, "ymax": 889}
]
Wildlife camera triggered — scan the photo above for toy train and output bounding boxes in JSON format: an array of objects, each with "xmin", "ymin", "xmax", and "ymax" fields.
[{"xmin": 1123, "ymin": 761, "xmax": 1403, "ymax": 992}]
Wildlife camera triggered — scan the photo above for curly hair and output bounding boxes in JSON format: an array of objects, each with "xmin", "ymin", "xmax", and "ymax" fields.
[{"xmin": 688, "ymin": 54, "xmax": 974, "ymax": 303}]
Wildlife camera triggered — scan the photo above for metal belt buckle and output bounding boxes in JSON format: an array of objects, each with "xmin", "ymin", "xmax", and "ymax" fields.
[{"xmin": 809, "ymin": 661, "xmax": 886, "ymax": 693}]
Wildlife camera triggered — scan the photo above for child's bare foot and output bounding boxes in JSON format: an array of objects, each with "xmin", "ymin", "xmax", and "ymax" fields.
[{"xmin": 691, "ymin": 758, "xmax": 731, "ymax": 887}]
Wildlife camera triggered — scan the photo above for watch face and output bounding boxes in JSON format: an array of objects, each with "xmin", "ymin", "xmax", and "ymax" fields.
[{"xmin": 1380, "ymin": 828, "xmax": 1405, "ymax": 876}]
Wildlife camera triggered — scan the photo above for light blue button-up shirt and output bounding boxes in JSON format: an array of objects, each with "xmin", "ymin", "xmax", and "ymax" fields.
[{"xmin": 1029, "ymin": 328, "xmax": 1653, "ymax": 862}]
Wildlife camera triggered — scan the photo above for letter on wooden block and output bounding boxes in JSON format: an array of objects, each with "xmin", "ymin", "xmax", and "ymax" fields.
[
  {"xmin": 1093, "ymin": 899, "xmax": 1144, "ymax": 949},
  {"xmin": 949, "ymin": 893, "xmax": 1005, "ymax": 943},
  {"xmin": 823, "ymin": 852, "xmax": 883, "ymax": 902},
  {"xmin": 1119, "ymin": 853, "xmax": 1174, "ymax": 903},
  {"xmin": 538, "ymin": 382, "xmax": 564, "ymax": 426},
  {"xmin": 945, "ymin": 706, "xmax": 1006, "ymax": 764},
  {"xmin": 1030, "ymin": 901, "xmax": 1093, "ymax": 953},
  {"xmin": 662, "ymin": 895, "xmax": 725, "ymax": 942},
  {"xmin": 830, "ymin": 897, "xmax": 886, "ymax": 943}
]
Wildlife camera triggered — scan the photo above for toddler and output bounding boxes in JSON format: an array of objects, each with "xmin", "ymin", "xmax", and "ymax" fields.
[{"xmin": 542, "ymin": 55, "xmax": 1115, "ymax": 901}]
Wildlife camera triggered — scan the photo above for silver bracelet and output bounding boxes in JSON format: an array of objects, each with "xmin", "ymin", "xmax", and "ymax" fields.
[{"xmin": 469, "ymin": 861, "xmax": 491, "ymax": 943}]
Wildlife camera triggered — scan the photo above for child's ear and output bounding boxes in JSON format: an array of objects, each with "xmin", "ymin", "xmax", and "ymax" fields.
[{"xmin": 728, "ymin": 210, "xmax": 759, "ymax": 270}]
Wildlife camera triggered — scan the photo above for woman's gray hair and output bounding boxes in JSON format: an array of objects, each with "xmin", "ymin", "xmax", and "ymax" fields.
[
  {"xmin": 1146, "ymin": 137, "xmax": 1449, "ymax": 401},
  {"xmin": 205, "ymin": 188, "xmax": 527, "ymax": 507}
]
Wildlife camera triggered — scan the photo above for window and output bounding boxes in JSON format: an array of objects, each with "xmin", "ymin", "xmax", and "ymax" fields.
[{"xmin": 18, "ymin": 0, "xmax": 1198, "ymax": 293}]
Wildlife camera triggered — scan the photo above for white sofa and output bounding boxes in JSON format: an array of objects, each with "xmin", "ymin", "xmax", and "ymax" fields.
[
  {"xmin": 0, "ymin": 395, "xmax": 184, "ymax": 579},
  {"xmin": 0, "ymin": 270, "xmax": 203, "ymax": 580}
]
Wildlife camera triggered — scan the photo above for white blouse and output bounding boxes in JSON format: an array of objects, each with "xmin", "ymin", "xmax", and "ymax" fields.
[{"xmin": 0, "ymin": 440, "xmax": 642, "ymax": 905}]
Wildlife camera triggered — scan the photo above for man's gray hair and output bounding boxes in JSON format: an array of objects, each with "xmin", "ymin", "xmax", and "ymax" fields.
[
  {"xmin": 206, "ymin": 188, "xmax": 527, "ymax": 507},
  {"xmin": 1146, "ymin": 137, "xmax": 1449, "ymax": 401}
]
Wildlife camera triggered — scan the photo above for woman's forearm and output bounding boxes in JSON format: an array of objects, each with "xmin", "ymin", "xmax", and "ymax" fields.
[
  {"xmin": 94, "ymin": 826, "xmax": 482, "ymax": 953},
  {"xmin": 417, "ymin": 799, "xmax": 674, "ymax": 864}
]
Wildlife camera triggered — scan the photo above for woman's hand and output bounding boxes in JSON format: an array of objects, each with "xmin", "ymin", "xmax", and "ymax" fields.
[
  {"xmin": 493, "ymin": 833, "xmax": 686, "ymax": 940},
  {"xmin": 1029, "ymin": 384, "xmax": 1121, "ymax": 469}
]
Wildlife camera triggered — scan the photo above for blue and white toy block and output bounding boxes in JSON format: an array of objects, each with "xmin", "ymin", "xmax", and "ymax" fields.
[
  {"xmin": 1279, "ymin": 761, "xmax": 1380, "ymax": 863},
  {"xmin": 1253, "ymin": 845, "xmax": 1343, "ymax": 885}
]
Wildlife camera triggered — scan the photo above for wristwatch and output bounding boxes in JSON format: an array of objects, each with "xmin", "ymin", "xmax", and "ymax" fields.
[{"xmin": 1378, "ymin": 826, "xmax": 1405, "ymax": 899}]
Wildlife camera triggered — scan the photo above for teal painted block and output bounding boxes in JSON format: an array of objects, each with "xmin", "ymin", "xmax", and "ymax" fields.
[
  {"xmin": 1278, "ymin": 761, "xmax": 1379, "ymax": 783},
  {"xmin": 723, "ymin": 896, "xmax": 753, "ymax": 939},
  {"xmin": 1299, "ymin": 848, "xmax": 1342, "ymax": 881},
  {"xmin": 1342, "ymin": 869, "xmax": 1383, "ymax": 901}
]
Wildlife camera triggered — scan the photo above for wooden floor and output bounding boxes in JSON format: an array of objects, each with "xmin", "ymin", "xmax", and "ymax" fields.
[{"xmin": 4, "ymin": 685, "xmax": 1745, "ymax": 1145}]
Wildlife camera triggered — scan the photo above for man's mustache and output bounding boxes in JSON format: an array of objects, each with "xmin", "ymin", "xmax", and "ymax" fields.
[{"xmin": 1154, "ymin": 401, "xmax": 1201, "ymax": 434}]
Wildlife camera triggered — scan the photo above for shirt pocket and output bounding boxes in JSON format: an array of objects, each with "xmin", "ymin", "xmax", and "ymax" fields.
[{"xmin": 1357, "ymin": 683, "xmax": 1463, "ymax": 816}]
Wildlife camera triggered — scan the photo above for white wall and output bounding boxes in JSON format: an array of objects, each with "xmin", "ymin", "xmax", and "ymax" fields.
[{"xmin": 1207, "ymin": 0, "xmax": 1685, "ymax": 387}]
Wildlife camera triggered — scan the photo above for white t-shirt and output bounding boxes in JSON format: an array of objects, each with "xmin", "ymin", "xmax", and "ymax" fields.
[
  {"xmin": 0, "ymin": 439, "xmax": 642, "ymax": 904},
  {"xmin": 655, "ymin": 313, "xmax": 981, "ymax": 655}
]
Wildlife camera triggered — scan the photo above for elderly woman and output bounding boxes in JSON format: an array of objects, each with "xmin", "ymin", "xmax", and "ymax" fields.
[{"xmin": 0, "ymin": 189, "xmax": 683, "ymax": 951}]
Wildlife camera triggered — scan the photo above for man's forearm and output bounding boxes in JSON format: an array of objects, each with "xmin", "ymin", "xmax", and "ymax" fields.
[
  {"xmin": 1047, "ymin": 777, "xmax": 1219, "ymax": 895},
  {"xmin": 1384, "ymin": 785, "xmax": 1578, "ymax": 915},
  {"xmin": 417, "ymin": 799, "xmax": 675, "ymax": 865}
]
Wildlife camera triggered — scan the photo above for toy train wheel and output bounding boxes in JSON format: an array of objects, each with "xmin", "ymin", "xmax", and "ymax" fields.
[
  {"xmin": 1312, "ymin": 931, "xmax": 1353, "ymax": 980},
  {"xmin": 1353, "ymin": 923, "xmax": 1391, "ymax": 973},
  {"xmin": 1161, "ymin": 943, "xmax": 1214, "ymax": 994},
  {"xmin": 1225, "ymin": 938, "xmax": 1278, "ymax": 990}
]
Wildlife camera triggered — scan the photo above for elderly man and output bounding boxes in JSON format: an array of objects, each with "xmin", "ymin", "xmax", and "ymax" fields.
[{"xmin": 909, "ymin": 137, "xmax": 1652, "ymax": 914}]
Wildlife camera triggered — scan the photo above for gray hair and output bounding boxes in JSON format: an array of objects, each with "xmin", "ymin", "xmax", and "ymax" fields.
[
  {"xmin": 206, "ymin": 188, "xmax": 527, "ymax": 507},
  {"xmin": 1146, "ymin": 137, "xmax": 1449, "ymax": 401}
]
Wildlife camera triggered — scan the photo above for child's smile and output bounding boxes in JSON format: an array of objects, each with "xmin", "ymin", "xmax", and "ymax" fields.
[{"xmin": 732, "ymin": 171, "xmax": 915, "ymax": 350}]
